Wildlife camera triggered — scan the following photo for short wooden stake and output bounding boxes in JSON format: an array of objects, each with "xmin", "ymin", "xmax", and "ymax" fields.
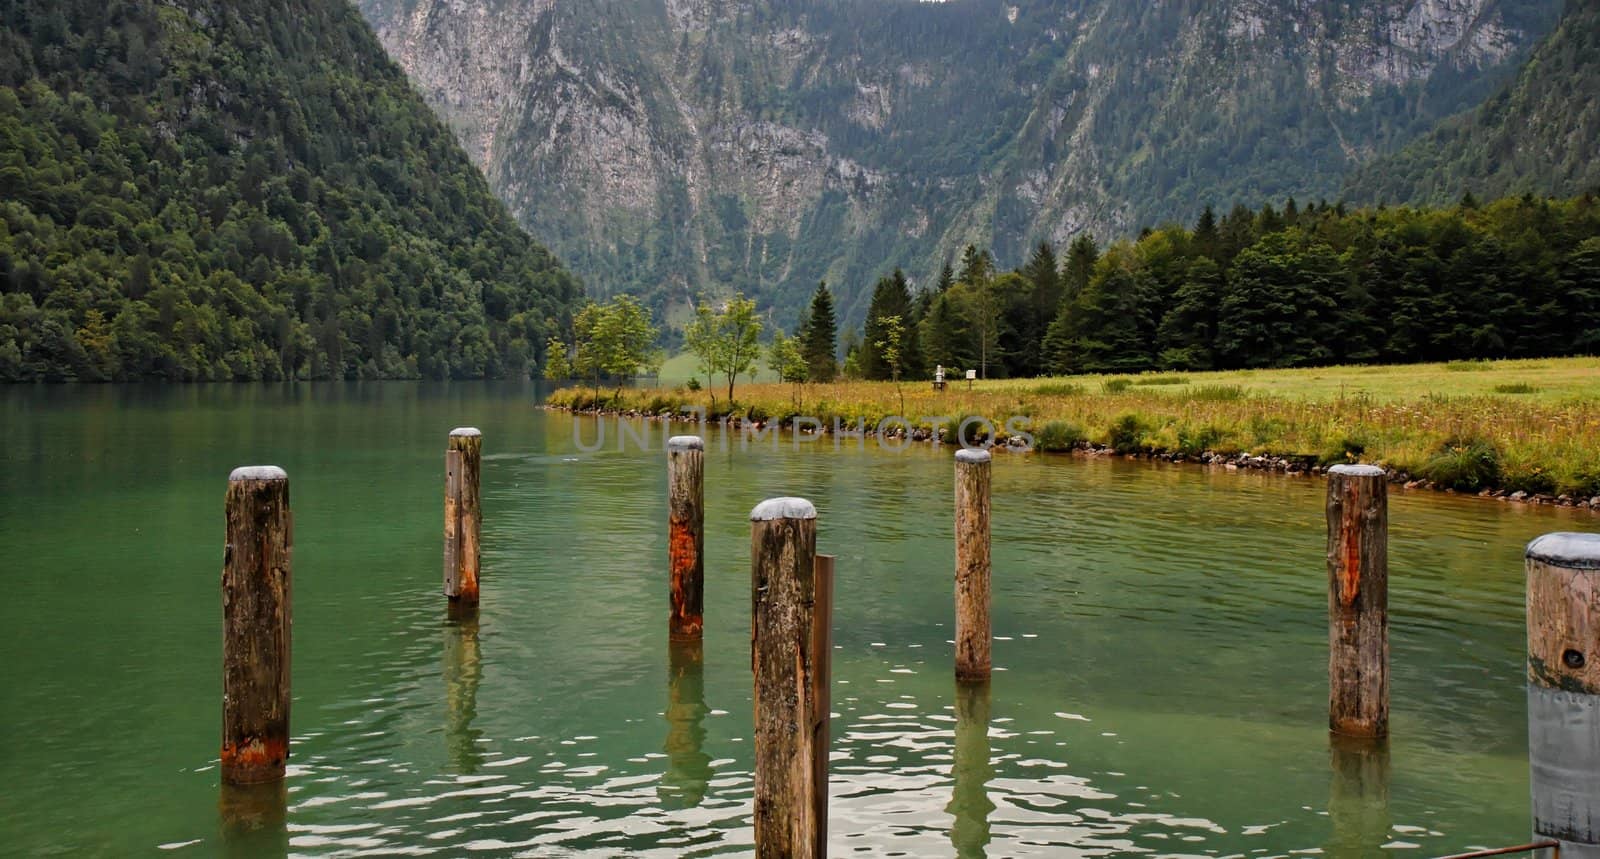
[
  {"xmin": 221, "ymin": 465, "xmax": 292, "ymax": 785},
  {"xmin": 955, "ymin": 449, "xmax": 992, "ymax": 682},
  {"xmin": 1525, "ymin": 533, "xmax": 1600, "ymax": 855},
  {"xmin": 1326, "ymin": 463, "xmax": 1388, "ymax": 737},
  {"xmin": 668, "ymin": 436, "xmax": 705, "ymax": 640},
  {"xmin": 750, "ymin": 497, "xmax": 818, "ymax": 859},
  {"xmin": 811, "ymin": 553, "xmax": 835, "ymax": 859},
  {"xmin": 444, "ymin": 428, "xmax": 482, "ymax": 605},
  {"xmin": 947, "ymin": 679, "xmax": 995, "ymax": 856}
]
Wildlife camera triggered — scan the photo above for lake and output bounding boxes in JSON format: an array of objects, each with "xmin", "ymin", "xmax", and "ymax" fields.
[{"xmin": 0, "ymin": 381, "xmax": 1584, "ymax": 856}]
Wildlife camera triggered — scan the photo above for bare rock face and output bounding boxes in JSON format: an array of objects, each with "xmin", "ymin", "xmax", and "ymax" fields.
[{"xmin": 356, "ymin": 0, "xmax": 1559, "ymax": 324}]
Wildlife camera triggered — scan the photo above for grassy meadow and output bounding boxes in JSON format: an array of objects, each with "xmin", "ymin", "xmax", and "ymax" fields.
[{"xmin": 550, "ymin": 357, "xmax": 1600, "ymax": 498}]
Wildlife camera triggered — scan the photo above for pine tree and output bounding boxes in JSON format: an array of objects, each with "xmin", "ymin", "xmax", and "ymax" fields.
[
  {"xmin": 936, "ymin": 261, "xmax": 956, "ymax": 293},
  {"xmin": 798, "ymin": 280, "xmax": 837, "ymax": 382},
  {"xmin": 1020, "ymin": 241, "xmax": 1060, "ymax": 376},
  {"xmin": 920, "ymin": 290, "xmax": 976, "ymax": 373},
  {"xmin": 1194, "ymin": 206, "xmax": 1220, "ymax": 260},
  {"xmin": 861, "ymin": 269, "xmax": 922, "ymax": 380},
  {"xmin": 1155, "ymin": 257, "xmax": 1223, "ymax": 370},
  {"xmin": 1061, "ymin": 234, "xmax": 1099, "ymax": 299}
]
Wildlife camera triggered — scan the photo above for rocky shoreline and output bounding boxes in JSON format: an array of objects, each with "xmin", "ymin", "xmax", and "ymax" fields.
[{"xmin": 549, "ymin": 405, "xmax": 1600, "ymax": 514}]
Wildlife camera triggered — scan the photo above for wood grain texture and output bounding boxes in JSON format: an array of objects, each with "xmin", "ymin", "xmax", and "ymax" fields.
[
  {"xmin": 445, "ymin": 432, "xmax": 481, "ymax": 604},
  {"xmin": 668, "ymin": 445, "xmax": 705, "ymax": 640},
  {"xmin": 955, "ymin": 455, "xmax": 992, "ymax": 682},
  {"xmin": 222, "ymin": 470, "xmax": 292, "ymax": 785},
  {"xmin": 1526, "ymin": 552, "xmax": 1600, "ymax": 695},
  {"xmin": 750, "ymin": 511, "xmax": 817, "ymax": 859},
  {"xmin": 1326, "ymin": 468, "xmax": 1388, "ymax": 737}
]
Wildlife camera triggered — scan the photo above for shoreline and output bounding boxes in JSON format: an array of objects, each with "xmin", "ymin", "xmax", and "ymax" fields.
[{"xmin": 548, "ymin": 403, "xmax": 1600, "ymax": 514}]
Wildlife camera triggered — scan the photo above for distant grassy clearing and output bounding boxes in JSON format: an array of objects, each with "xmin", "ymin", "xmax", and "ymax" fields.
[{"xmin": 557, "ymin": 356, "xmax": 1600, "ymax": 498}]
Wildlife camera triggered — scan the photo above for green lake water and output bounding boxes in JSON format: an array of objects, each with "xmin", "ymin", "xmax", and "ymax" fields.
[{"xmin": 0, "ymin": 382, "xmax": 1587, "ymax": 857}]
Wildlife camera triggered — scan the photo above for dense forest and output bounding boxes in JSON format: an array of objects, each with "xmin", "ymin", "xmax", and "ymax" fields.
[
  {"xmin": 833, "ymin": 194, "xmax": 1600, "ymax": 381},
  {"xmin": 1345, "ymin": 0, "xmax": 1600, "ymax": 206},
  {"xmin": 0, "ymin": 0, "xmax": 579, "ymax": 382}
]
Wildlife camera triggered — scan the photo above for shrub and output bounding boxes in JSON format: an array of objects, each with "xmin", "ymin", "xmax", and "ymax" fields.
[
  {"xmin": 1503, "ymin": 466, "xmax": 1557, "ymax": 496},
  {"xmin": 1421, "ymin": 436, "xmax": 1501, "ymax": 492},
  {"xmin": 1107, "ymin": 413, "xmax": 1146, "ymax": 454},
  {"xmin": 1034, "ymin": 382, "xmax": 1086, "ymax": 397},
  {"xmin": 1190, "ymin": 384, "xmax": 1245, "ymax": 401},
  {"xmin": 1493, "ymin": 382, "xmax": 1538, "ymax": 394},
  {"xmin": 1319, "ymin": 435, "xmax": 1367, "ymax": 466},
  {"xmin": 1102, "ymin": 378, "xmax": 1133, "ymax": 394},
  {"xmin": 1176, "ymin": 425, "xmax": 1224, "ymax": 456},
  {"xmin": 685, "ymin": 377, "xmax": 701, "ymax": 391},
  {"xmin": 1035, "ymin": 420, "xmax": 1087, "ymax": 452},
  {"xmin": 1135, "ymin": 374, "xmax": 1189, "ymax": 386}
]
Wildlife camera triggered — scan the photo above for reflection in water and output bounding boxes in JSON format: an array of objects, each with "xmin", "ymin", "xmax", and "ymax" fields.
[
  {"xmin": 947, "ymin": 679, "xmax": 995, "ymax": 858},
  {"xmin": 444, "ymin": 607, "xmax": 483, "ymax": 774},
  {"xmin": 219, "ymin": 779, "xmax": 287, "ymax": 858},
  {"xmin": 1326, "ymin": 734, "xmax": 1391, "ymax": 858},
  {"xmin": 659, "ymin": 639, "xmax": 713, "ymax": 809}
]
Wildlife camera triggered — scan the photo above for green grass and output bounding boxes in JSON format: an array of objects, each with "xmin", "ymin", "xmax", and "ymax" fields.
[
  {"xmin": 556, "ymin": 356, "xmax": 1600, "ymax": 497},
  {"xmin": 649, "ymin": 351, "xmax": 778, "ymax": 387}
]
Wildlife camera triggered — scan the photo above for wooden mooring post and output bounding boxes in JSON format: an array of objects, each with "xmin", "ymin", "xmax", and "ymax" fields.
[
  {"xmin": 444, "ymin": 428, "xmax": 482, "ymax": 606},
  {"xmin": 668, "ymin": 436, "xmax": 705, "ymax": 640},
  {"xmin": 1525, "ymin": 533, "xmax": 1600, "ymax": 858},
  {"xmin": 811, "ymin": 553, "xmax": 835, "ymax": 859},
  {"xmin": 750, "ymin": 497, "xmax": 818, "ymax": 858},
  {"xmin": 955, "ymin": 448, "xmax": 992, "ymax": 682},
  {"xmin": 1326, "ymin": 463, "xmax": 1388, "ymax": 738},
  {"xmin": 221, "ymin": 466, "xmax": 292, "ymax": 785}
]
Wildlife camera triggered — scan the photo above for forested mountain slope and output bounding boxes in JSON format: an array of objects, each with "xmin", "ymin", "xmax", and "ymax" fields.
[
  {"xmin": 359, "ymin": 0, "xmax": 1560, "ymax": 327},
  {"xmin": 1346, "ymin": 0, "xmax": 1600, "ymax": 205},
  {"xmin": 0, "ymin": 0, "xmax": 580, "ymax": 381}
]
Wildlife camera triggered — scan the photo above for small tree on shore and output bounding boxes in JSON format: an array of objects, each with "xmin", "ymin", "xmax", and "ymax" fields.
[
  {"xmin": 767, "ymin": 329, "xmax": 808, "ymax": 409},
  {"xmin": 685, "ymin": 294, "xmax": 763, "ymax": 408},
  {"xmin": 874, "ymin": 313, "xmax": 907, "ymax": 416}
]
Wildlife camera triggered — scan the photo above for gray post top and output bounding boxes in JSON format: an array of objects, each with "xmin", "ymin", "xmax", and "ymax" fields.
[
  {"xmin": 667, "ymin": 435, "xmax": 705, "ymax": 452},
  {"xmin": 955, "ymin": 447, "xmax": 992, "ymax": 464},
  {"xmin": 229, "ymin": 465, "xmax": 287, "ymax": 482},
  {"xmin": 1527, "ymin": 532, "xmax": 1600, "ymax": 569},
  {"xmin": 750, "ymin": 497, "xmax": 817, "ymax": 522},
  {"xmin": 1328, "ymin": 463, "xmax": 1385, "ymax": 478},
  {"xmin": 449, "ymin": 427, "xmax": 482, "ymax": 437}
]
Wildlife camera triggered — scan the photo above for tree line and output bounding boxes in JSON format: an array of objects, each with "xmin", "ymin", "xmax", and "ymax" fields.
[{"xmin": 803, "ymin": 193, "xmax": 1600, "ymax": 382}]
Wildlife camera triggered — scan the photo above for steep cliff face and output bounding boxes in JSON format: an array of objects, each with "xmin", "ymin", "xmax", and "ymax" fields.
[
  {"xmin": 1345, "ymin": 0, "xmax": 1600, "ymax": 205},
  {"xmin": 359, "ymin": 0, "xmax": 1560, "ymax": 326}
]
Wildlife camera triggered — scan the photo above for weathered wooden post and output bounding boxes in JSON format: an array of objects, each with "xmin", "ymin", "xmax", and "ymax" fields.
[
  {"xmin": 668, "ymin": 436, "xmax": 705, "ymax": 640},
  {"xmin": 444, "ymin": 428, "xmax": 482, "ymax": 606},
  {"xmin": 947, "ymin": 679, "xmax": 995, "ymax": 857},
  {"xmin": 750, "ymin": 497, "xmax": 818, "ymax": 858},
  {"xmin": 811, "ymin": 554, "xmax": 835, "ymax": 859},
  {"xmin": 1525, "ymin": 533, "xmax": 1600, "ymax": 858},
  {"xmin": 222, "ymin": 466, "xmax": 292, "ymax": 785},
  {"xmin": 1326, "ymin": 463, "xmax": 1388, "ymax": 737},
  {"xmin": 955, "ymin": 448, "xmax": 992, "ymax": 682}
]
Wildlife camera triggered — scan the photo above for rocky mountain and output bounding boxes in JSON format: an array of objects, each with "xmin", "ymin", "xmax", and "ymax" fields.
[
  {"xmin": 0, "ymin": 0, "xmax": 579, "ymax": 381},
  {"xmin": 1345, "ymin": 0, "xmax": 1600, "ymax": 205},
  {"xmin": 358, "ymin": 0, "xmax": 1562, "ymax": 328}
]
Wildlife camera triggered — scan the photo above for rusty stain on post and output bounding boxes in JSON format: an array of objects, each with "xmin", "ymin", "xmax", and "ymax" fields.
[
  {"xmin": 1326, "ymin": 463, "xmax": 1388, "ymax": 738},
  {"xmin": 668, "ymin": 436, "xmax": 705, "ymax": 640},
  {"xmin": 222, "ymin": 466, "xmax": 291, "ymax": 786}
]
